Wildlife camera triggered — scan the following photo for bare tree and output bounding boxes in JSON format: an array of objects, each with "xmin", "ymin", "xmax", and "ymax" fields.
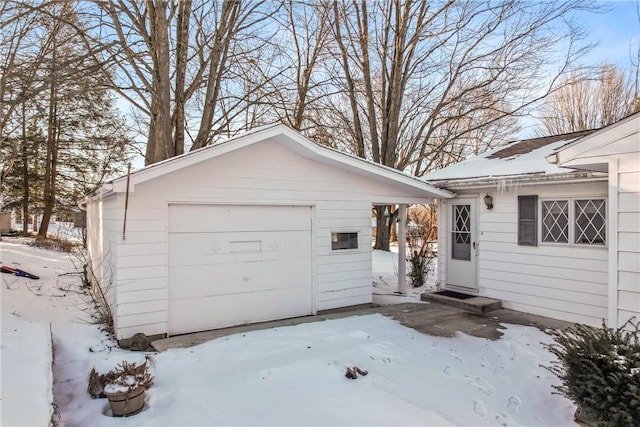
[
  {"xmin": 267, "ymin": 0, "xmax": 334, "ymax": 131},
  {"xmin": 539, "ymin": 63, "xmax": 637, "ymax": 135},
  {"xmin": 325, "ymin": 0, "xmax": 597, "ymax": 250},
  {"xmin": 37, "ymin": 3, "xmax": 130, "ymax": 238},
  {"xmin": 0, "ymin": 2, "xmax": 130, "ymax": 238},
  {"xmin": 1, "ymin": 0, "xmax": 56, "ymax": 192},
  {"xmin": 88, "ymin": 0, "xmax": 276, "ymax": 164}
]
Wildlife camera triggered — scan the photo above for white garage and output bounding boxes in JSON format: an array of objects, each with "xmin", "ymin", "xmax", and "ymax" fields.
[
  {"xmin": 168, "ymin": 204, "xmax": 312, "ymax": 335},
  {"xmin": 85, "ymin": 124, "xmax": 452, "ymax": 341}
]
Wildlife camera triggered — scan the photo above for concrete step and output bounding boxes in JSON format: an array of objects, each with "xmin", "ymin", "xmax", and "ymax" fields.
[{"xmin": 421, "ymin": 291, "xmax": 502, "ymax": 314}]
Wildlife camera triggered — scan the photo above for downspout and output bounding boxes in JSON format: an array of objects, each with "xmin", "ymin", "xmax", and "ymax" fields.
[{"xmin": 122, "ymin": 163, "xmax": 131, "ymax": 241}]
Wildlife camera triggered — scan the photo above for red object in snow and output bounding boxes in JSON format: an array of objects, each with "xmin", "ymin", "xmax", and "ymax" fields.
[{"xmin": 1, "ymin": 265, "xmax": 39, "ymax": 280}]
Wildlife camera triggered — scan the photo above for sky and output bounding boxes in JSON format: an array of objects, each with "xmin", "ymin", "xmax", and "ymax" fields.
[
  {"xmin": 578, "ymin": 1, "xmax": 639, "ymax": 70},
  {"xmin": 516, "ymin": 1, "xmax": 639, "ymax": 137},
  {"xmin": 120, "ymin": 1, "xmax": 640, "ymax": 167}
]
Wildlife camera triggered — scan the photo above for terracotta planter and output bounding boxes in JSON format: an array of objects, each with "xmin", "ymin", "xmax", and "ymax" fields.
[{"xmin": 104, "ymin": 386, "xmax": 145, "ymax": 417}]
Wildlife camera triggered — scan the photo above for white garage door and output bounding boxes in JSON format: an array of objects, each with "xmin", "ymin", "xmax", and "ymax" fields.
[{"xmin": 168, "ymin": 204, "xmax": 313, "ymax": 335}]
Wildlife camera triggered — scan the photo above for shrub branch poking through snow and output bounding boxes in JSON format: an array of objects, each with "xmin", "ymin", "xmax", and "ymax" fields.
[
  {"xmin": 543, "ymin": 318, "xmax": 640, "ymax": 426},
  {"xmin": 68, "ymin": 249, "xmax": 114, "ymax": 329}
]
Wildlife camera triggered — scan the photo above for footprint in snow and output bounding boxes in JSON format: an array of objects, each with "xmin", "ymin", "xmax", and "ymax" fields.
[
  {"xmin": 507, "ymin": 395, "xmax": 521, "ymax": 411},
  {"xmin": 495, "ymin": 411, "xmax": 518, "ymax": 427},
  {"xmin": 449, "ymin": 350, "xmax": 463, "ymax": 363},
  {"xmin": 468, "ymin": 377, "xmax": 494, "ymax": 395},
  {"xmin": 473, "ymin": 400, "xmax": 487, "ymax": 417},
  {"xmin": 493, "ymin": 365, "xmax": 505, "ymax": 374},
  {"xmin": 442, "ymin": 366, "xmax": 452, "ymax": 376}
]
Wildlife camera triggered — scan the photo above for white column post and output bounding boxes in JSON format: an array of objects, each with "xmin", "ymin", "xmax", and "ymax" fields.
[{"xmin": 398, "ymin": 204, "xmax": 407, "ymax": 294}]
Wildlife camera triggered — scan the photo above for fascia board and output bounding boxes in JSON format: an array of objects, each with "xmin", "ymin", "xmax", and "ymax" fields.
[
  {"xmin": 554, "ymin": 114, "xmax": 639, "ymax": 167},
  {"xmin": 102, "ymin": 124, "xmax": 453, "ymax": 200}
]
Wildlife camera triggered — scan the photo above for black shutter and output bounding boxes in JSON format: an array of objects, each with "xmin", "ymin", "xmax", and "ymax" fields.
[{"xmin": 518, "ymin": 195, "xmax": 538, "ymax": 246}]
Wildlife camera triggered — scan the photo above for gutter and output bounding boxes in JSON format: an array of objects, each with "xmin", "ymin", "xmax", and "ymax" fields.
[{"xmin": 429, "ymin": 170, "xmax": 607, "ymax": 190}]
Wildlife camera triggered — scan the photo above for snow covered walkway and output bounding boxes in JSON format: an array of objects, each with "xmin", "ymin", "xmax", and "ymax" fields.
[{"xmin": 1, "ymin": 314, "xmax": 53, "ymax": 426}]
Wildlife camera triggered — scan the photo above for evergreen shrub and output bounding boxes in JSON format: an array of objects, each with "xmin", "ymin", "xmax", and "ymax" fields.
[{"xmin": 544, "ymin": 319, "xmax": 640, "ymax": 426}]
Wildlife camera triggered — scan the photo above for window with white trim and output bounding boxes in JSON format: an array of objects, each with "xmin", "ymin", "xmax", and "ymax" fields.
[
  {"xmin": 541, "ymin": 200, "xmax": 569, "ymax": 243},
  {"xmin": 518, "ymin": 195, "xmax": 538, "ymax": 246},
  {"xmin": 575, "ymin": 199, "xmax": 606, "ymax": 245},
  {"xmin": 331, "ymin": 232, "xmax": 358, "ymax": 250},
  {"xmin": 540, "ymin": 198, "xmax": 606, "ymax": 246}
]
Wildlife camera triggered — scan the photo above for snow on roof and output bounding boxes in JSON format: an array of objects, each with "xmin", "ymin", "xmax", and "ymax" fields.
[{"xmin": 424, "ymin": 130, "xmax": 596, "ymax": 183}]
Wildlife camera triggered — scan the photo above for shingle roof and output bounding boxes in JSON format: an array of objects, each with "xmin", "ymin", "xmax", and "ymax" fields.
[
  {"xmin": 487, "ymin": 130, "xmax": 595, "ymax": 159},
  {"xmin": 423, "ymin": 129, "xmax": 599, "ymax": 183}
]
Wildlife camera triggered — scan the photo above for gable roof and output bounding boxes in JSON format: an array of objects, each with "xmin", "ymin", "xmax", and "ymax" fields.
[
  {"xmin": 423, "ymin": 130, "xmax": 606, "ymax": 188},
  {"xmin": 549, "ymin": 112, "xmax": 640, "ymax": 172},
  {"xmin": 487, "ymin": 130, "xmax": 594, "ymax": 159},
  {"xmin": 95, "ymin": 124, "xmax": 453, "ymax": 199}
]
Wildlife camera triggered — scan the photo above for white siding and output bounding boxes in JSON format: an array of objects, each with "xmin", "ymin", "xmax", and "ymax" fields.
[
  {"xmin": 94, "ymin": 139, "xmax": 430, "ymax": 339},
  {"xmin": 440, "ymin": 181, "xmax": 609, "ymax": 327},
  {"xmin": 86, "ymin": 193, "xmax": 119, "ymax": 330},
  {"xmin": 615, "ymin": 153, "xmax": 640, "ymax": 327}
]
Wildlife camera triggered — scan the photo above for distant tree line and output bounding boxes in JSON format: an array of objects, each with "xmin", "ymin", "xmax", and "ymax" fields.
[{"xmin": 1, "ymin": 0, "xmax": 637, "ymax": 248}]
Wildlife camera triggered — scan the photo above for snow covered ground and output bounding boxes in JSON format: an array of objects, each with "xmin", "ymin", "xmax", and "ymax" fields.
[
  {"xmin": 0, "ymin": 239, "xmax": 578, "ymax": 426},
  {"xmin": 372, "ymin": 244, "xmax": 438, "ymax": 305}
]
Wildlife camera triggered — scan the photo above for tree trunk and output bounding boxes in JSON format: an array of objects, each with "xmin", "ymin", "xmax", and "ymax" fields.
[
  {"xmin": 38, "ymin": 97, "xmax": 58, "ymax": 239},
  {"xmin": 192, "ymin": 0, "xmax": 240, "ymax": 150},
  {"xmin": 21, "ymin": 102, "xmax": 29, "ymax": 236},
  {"xmin": 373, "ymin": 205, "xmax": 391, "ymax": 251},
  {"xmin": 146, "ymin": 0, "xmax": 173, "ymax": 165},
  {"xmin": 172, "ymin": 0, "xmax": 191, "ymax": 156},
  {"xmin": 39, "ymin": 47, "xmax": 59, "ymax": 240}
]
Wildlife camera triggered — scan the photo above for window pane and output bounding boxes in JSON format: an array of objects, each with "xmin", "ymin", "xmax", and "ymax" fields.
[
  {"xmin": 331, "ymin": 232, "xmax": 358, "ymax": 250},
  {"xmin": 451, "ymin": 204, "xmax": 471, "ymax": 260},
  {"xmin": 575, "ymin": 199, "xmax": 606, "ymax": 245},
  {"xmin": 542, "ymin": 200, "xmax": 569, "ymax": 243},
  {"xmin": 518, "ymin": 195, "xmax": 538, "ymax": 246}
]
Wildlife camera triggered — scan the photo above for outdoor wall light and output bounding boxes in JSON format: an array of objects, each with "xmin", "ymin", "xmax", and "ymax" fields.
[{"xmin": 484, "ymin": 194, "xmax": 494, "ymax": 210}]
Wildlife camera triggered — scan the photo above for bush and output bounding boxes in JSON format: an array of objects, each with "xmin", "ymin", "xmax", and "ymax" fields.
[
  {"xmin": 407, "ymin": 249, "xmax": 433, "ymax": 287},
  {"xmin": 544, "ymin": 319, "xmax": 640, "ymax": 426},
  {"xmin": 28, "ymin": 236, "xmax": 77, "ymax": 253}
]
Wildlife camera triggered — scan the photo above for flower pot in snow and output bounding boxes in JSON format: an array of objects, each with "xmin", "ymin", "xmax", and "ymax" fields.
[{"xmin": 104, "ymin": 385, "xmax": 145, "ymax": 417}]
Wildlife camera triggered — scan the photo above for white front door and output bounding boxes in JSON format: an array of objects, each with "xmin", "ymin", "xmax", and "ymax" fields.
[{"xmin": 446, "ymin": 199, "xmax": 477, "ymax": 290}]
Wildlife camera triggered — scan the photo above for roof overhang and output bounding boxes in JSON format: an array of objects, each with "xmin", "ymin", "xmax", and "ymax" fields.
[
  {"xmin": 91, "ymin": 124, "xmax": 453, "ymax": 202},
  {"xmin": 548, "ymin": 112, "xmax": 639, "ymax": 172},
  {"xmin": 429, "ymin": 170, "xmax": 607, "ymax": 190}
]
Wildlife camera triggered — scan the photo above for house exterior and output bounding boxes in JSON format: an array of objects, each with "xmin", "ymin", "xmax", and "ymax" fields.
[
  {"xmin": 549, "ymin": 113, "xmax": 640, "ymax": 328},
  {"xmin": 85, "ymin": 124, "xmax": 452, "ymax": 340},
  {"xmin": 424, "ymin": 113, "xmax": 639, "ymax": 328}
]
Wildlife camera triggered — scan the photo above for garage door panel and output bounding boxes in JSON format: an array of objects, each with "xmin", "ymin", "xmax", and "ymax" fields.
[
  {"xmin": 169, "ymin": 287, "xmax": 313, "ymax": 335},
  {"xmin": 168, "ymin": 204, "xmax": 313, "ymax": 335},
  {"xmin": 168, "ymin": 258, "xmax": 310, "ymax": 299},
  {"xmin": 169, "ymin": 205, "xmax": 311, "ymax": 233},
  {"xmin": 168, "ymin": 230, "xmax": 311, "ymax": 267}
]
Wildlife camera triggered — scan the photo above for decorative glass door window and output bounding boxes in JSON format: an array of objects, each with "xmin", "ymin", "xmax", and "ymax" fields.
[{"xmin": 451, "ymin": 204, "xmax": 471, "ymax": 260}]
